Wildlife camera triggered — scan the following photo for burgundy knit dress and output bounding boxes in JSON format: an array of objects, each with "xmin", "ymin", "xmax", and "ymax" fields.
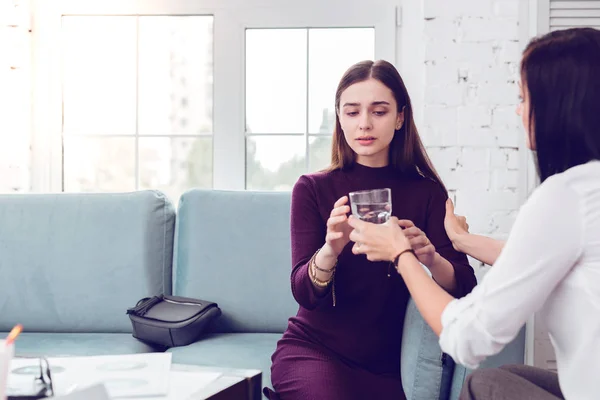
[{"xmin": 264, "ymin": 163, "xmax": 477, "ymax": 400}]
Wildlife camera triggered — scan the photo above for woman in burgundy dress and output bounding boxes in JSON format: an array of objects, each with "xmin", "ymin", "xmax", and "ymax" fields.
[{"xmin": 264, "ymin": 60, "xmax": 477, "ymax": 400}]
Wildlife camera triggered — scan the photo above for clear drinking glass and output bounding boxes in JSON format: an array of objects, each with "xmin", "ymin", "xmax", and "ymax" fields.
[{"xmin": 349, "ymin": 188, "xmax": 392, "ymax": 224}]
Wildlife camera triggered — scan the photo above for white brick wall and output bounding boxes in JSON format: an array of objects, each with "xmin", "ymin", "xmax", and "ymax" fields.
[
  {"xmin": 0, "ymin": 0, "xmax": 31, "ymax": 193},
  {"xmin": 422, "ymin": 0, "xmax": 523, "ymax": 267}
]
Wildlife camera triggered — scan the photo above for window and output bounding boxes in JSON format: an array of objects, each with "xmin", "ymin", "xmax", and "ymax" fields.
[
  {"xmin": 245, "ymin": 28, "xmax": 375, "ymax": 190},
  {"xmin": 32, "ymin": 1, "xmax": 396, "ymax": 199},
  {"xmin": 61, "ymin": 16, "xmax": 213, "ymax": 203}
]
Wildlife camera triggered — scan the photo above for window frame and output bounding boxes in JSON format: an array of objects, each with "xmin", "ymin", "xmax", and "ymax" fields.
[{"xmin": 31, "ymin": 0, "xmax": 397, "ymax": 192}]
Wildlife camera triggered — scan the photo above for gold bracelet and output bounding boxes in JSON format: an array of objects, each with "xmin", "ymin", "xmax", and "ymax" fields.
[
  {"xmin": 311, "ymin": 247, "xmax": 338, "ymax": 273},
  {"xmin": 309, "ymin": 248, "xmax": 335, "ymax": 286},
  {"xmin": 314, "ymin": 264, "xmax": 335, "ymax": 274},
  {"xmin": 310, "ymin": 265, "xmax": 332, "ymax": 287},
  {"xmin": 308, "ymin": 247, "xmax": 338, "ymax": 306}
]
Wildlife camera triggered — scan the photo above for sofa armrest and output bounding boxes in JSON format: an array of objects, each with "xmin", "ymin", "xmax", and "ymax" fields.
[{"xmin": 401, "ymin": 298, "xmax": 454, "ymax": 400}]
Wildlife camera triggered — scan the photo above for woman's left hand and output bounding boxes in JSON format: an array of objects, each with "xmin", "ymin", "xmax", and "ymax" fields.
[
  {"xmin": 348, "ymin": 216, "xmax": 411, "ymax": 262},
  {"xmin": 397, "ymin": 220, "xmax": 436, "ymax": 268}
]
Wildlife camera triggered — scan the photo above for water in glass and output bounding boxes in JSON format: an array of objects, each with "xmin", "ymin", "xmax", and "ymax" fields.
[{"xmin": 349, "ymin": 188, "xmax": 391, "ymax": 224}]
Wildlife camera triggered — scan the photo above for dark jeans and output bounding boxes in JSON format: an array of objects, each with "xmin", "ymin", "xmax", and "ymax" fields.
[{"xmin": 460, "ymin": 364, "xmax": 564, "ymax": 400}]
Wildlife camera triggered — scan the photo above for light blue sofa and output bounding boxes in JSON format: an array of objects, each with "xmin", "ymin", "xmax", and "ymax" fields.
[
  {"xmin": 0, "ymin": 191, "xmax": 175, "ymax": 356},
  {"xmin": 0, "ymin": 189, "xmax": 526, "ymax": 399}
]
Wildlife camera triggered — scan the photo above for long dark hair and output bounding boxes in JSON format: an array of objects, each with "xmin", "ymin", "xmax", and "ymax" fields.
[
  {"xmin": 521, "ymin": 28, "xmax": 600, "ymax": 182},
  {"xmin": 329, "ymin": 60, "xmax": 445, "ymax": 190}
]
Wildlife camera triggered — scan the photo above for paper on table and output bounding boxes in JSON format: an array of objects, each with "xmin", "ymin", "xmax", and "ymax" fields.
[
  {"xmin": 52, "ymin": 383, "xmax": 111, "ymax": 400},
  {"xmin": 128, "ymin": 370, "xmax": 222, "ymax": 400},
  {"xmin": 45, "ymin": 353, "xmax": 172, "ymax": 398},
  {"xmin": 0, "ymin": 340, "xmax": 15, "ymax": 400}
]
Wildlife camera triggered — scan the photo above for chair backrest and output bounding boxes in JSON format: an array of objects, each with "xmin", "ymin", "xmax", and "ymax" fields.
[
  {"xmin": 0, "ymin": 191, "xmax": 175, "ymax": 333},
  {"xmin": 172, "ymin": 189, "xmax": 298, "ymax": 333}
]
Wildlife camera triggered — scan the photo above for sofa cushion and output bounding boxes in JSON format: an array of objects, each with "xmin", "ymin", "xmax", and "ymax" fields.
[
  {"xmin": 449, "ymin": 363, "xmax": 469, "ymax": 400},
  {"xmin": 0, "ymin": 191, "xmax": 176, "ymax": 333},
  {"xmin": 401, "ymin": 298, "xmax": 450, "ymax": 400},
  {"xmin": 402, "ymin": 283, "xmax": 526, "ymax": 400},
  {"xmin": 167, "ymin": 333, "xmax": 280, "ymax": 391},
  {"xmin": 173, "ymin": 190, "xmax": 298, "ymax": 333},
  {"xmin": 4, "ymin": 333, "xmax": 158, "ymax": 357}
]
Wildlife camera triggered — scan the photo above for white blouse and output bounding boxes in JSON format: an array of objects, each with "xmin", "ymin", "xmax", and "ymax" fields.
[{"xmin": 439, "ymin": 161, "xmax": 600, "ymax": 400}]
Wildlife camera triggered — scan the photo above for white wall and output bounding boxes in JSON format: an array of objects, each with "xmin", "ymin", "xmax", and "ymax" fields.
[{"xmin": 412, "ymin": 0, "xmax": 525, "ymax": 265}]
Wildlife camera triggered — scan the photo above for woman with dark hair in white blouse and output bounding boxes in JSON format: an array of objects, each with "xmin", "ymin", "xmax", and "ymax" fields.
[{"xmin": 348, "ymin": 27, "xmax": 600, "ymax": 400}]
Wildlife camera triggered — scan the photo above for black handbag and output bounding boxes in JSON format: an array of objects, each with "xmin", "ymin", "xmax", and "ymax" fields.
[{"xmin": 126, "ymin": 294, "xmax": 221, "ymax": 348}]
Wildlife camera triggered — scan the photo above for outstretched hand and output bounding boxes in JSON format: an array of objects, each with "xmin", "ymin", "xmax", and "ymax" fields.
[
  {"xmin": 348, "ymin": 216, "xmax": 411, "ymax": 262},
  {"xmin": 444, "ymin": 199, "xmax": 470, "ymax": 251}
]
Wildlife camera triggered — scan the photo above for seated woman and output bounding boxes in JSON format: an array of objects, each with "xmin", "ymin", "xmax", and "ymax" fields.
[
  {"xmin": 264, "ymin": 59, "xmax": 477, "ymax": 400},
  {"xmin": 348, "ymin": 28, "xmax": 600, "ymax": 400}
]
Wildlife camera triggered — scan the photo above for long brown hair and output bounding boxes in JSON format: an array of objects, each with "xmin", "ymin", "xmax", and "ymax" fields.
[{"xmin": 329, "ymin": 60, "xmax": 445, "ymax": 190}]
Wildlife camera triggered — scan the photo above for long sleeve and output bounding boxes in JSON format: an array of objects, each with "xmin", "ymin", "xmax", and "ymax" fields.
[
  {"xmin": 439, "ymin": 177, "xmax": 584, "ymax": 369},
  {"xmin": 425, "ymin": 184, "xmax": 477, "ymax": 298},
  {"xmin": 289, "ymin": 175, "xmax": 332, "ymax": 310}
]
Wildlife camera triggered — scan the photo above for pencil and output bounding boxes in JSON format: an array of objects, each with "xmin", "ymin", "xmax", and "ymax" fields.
[{"xmin": 5, "ymin": 324, "xmax": 22, "ymax": 345}]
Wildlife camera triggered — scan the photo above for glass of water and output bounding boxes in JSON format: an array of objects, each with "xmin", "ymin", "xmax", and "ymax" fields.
[{"xmin": 349, "ymin": 188, "xmax": 392, "ymax": 224}]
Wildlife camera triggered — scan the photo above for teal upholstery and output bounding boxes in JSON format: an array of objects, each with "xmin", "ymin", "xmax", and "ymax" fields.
[
  {"xmin": 401, "ymin": 299, "xmax": 446, "ymax": 400},
  {"xmin": 168, "ymin": 333, "xmax": 280, "ymax": 391},
  {"xmin": 401, "ymin": 294, "xmax": 526, "ymax": 400},
  {"xmin": 0, "ymin": 191, "xmax": 175, "ymax": 335},
  {"xmin": 2, "ymin": 333, "xmax": 157, "ymax": 357},
  {"xmin": 171, "ymin": 189, "xmax": 297, "ymax": 394},
  {"xmin": 173, "ymin": 189, "xmax": 298, "ymax": 334}
]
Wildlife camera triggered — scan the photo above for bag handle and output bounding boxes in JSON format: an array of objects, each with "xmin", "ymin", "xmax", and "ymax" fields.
[{"xmin": 126, "ymin": 295, "xmax": 163, "ymax": 317}]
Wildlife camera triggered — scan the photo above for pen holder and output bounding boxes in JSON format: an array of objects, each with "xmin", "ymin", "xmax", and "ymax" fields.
[{"xmin": 0, "ymin": 340, "xmax": 15, "ymax": 400}]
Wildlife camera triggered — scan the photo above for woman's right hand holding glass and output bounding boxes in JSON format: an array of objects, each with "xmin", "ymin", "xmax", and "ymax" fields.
[
  {"xmin": 322, "ymin": 196, "xmax": 352, "ymax": 259},
  {"xmin": 311, "ymin": 196, "xmax": 351, "ymax": 285}
]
